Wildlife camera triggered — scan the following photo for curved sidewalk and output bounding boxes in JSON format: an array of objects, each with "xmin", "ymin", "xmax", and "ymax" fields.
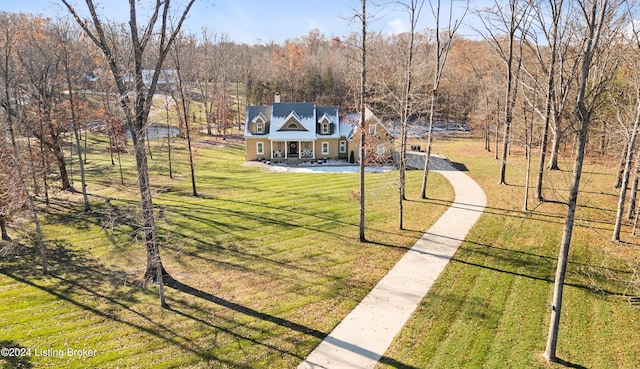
[{"xmin": 298, "ymin": 158, "xmax": 487, "ymax": 369}]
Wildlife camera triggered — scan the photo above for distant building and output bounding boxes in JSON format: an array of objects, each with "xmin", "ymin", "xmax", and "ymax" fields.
[{"xmin": 122, "ymin": 69, "xmax": 178, "ymax": 91}]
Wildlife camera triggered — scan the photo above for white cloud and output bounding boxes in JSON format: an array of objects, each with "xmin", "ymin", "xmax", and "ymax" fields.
[{"xmin": 387, "ymin": 17, "xmax": 409, "ymax": 35}]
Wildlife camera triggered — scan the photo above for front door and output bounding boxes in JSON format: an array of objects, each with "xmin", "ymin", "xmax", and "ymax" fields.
[{"xmin": 289, "ymin": 142, "xmax": 298, "ymax": 156}]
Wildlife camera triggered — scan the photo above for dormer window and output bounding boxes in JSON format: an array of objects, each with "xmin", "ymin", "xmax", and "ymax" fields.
[
  {"xmin": 318, "ymin": 114, "xmax": 332, "ymax": 135},
  {"xmin": 288, "ymin": 123, "xmax": 299, "ymax": 129},
  {"xmin": 252, "ymin": 113, "xmax": 267, "ymax": 134}
]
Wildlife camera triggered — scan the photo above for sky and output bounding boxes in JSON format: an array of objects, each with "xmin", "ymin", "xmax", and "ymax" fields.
[{"xmin": 0, "ymin": 0, "xmax": 487, "ymax": 44}]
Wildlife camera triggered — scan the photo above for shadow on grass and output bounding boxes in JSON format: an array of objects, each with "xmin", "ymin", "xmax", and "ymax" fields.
[
  {"xmin": 0, "ymin": 340, "xmax": 32, "ymax": 369},
  {"xmin": 165, "ymin": 275, "xmax": 425, "ymax": 369},
  {"xmin": 0, "ymin": 242, "xmax": 244, "ymax": 367},
  {"xmin": 451, "ymin": 234, "xmax": 630, "ymax": 297},
  {"xmin": 165, "ymin": 275, "xmax": 325, "ymax": 339},
  {"xmin": 555, "ymin": 357, "xmax": 589, "ymax": 369}
]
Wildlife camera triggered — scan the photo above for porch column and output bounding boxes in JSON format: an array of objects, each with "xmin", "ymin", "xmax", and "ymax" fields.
[
  {"xmin": 285, "ymin": 141, "xmax": 288, "ymax": 159},
  {"xmin": 312, "ymin": 140, "xmax": 316, "ymax": 159},
  {"xmin": 298, "ymin": 140, "xmax": 302, "ymax": 159},
  {"xmin": 270, "ymin": 140, "xmax": 274, "ymax": 159}
]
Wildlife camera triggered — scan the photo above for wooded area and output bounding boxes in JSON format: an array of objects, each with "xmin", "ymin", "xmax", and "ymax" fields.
[{"xmin": 2, "ymin": 0, "xmax": 640, "ymax": 365}]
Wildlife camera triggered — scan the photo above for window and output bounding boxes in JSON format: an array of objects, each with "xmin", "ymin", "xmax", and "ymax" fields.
[
  {"xmin": 321, "ymin": 142, "xmax": 329, "ymax": 155},
  {"xmin": 288, "ymin": 123, "xmax": 298, "ymax": 129},
  {"xmin": 322, "ymin": 123, "xmax": 330, "ymax": 134},
  {"xmin": 256, "ymin": 142, "xmax": 264, "ymax": 155},
  {"xmin": 339, "ymin": 140, "xmax": 347, "ymax": 154},
  {"xmin": 376, "ymin": 144, "xmax": 385, "ymax": 156},
  {"xmin": 256, "ymin": 122, "xmax": 263, "ymax": 134},
  {"xmin": 369, "ymin": 124, "xmax": 377, "ymax": 136}
]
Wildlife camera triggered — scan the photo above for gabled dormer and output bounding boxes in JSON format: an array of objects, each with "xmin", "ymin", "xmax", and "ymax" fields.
[
  {"xmin": 252, "ymin": 112, "xmax": 268, "ymax": 135},
  {"xmin": 278, "ymin": 111, "xmax": 308, "ymax": 131},
  {"xmin": 318, "ymin": 113, "xmax": 332, "ymax": 135}
]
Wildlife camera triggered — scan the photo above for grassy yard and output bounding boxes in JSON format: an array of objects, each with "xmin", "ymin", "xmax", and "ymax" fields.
[
  {"xmin": 0, "ymin": 132, "xmax": 454, "ymax": 368},
  {"xmin": 378, "ymin": 135, "xmax": 640, "ymax": 369}
]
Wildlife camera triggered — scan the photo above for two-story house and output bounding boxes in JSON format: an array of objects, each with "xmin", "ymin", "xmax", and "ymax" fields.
[{"xmin": 244, "ymin": 95, "xmax": 395, "ymax": 164}]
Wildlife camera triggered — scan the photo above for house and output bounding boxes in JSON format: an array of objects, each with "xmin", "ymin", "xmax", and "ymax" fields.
[
  {"xmin": 349, "ymin": 107, "xmax": 395, "ymax": 163},
  {"xmin": 244, "ymin": 95, "xmax": 395, "ymax": 164},
  {"xmin": 122, "ymin": 69, "xmax": 178, "ymax": 91}
]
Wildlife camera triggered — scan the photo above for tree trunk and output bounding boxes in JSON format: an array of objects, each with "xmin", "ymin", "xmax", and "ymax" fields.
[
  {"xmin": 545, "ymin": 0, "xmax": 606, "ymax": 361},
  {"xmin": 524, "ymin": 109, "xmax": 532, "ymax": 210},
  {"xmin": 421, "ymin": 92, "xmax": 436, "ymax": 200},
  {"xmin": 359, "ymin": 0, "xmax": 367, "ymax": 243},
  {"xmin": 498, "ymin": 0, "xmax": 520, "ymax": 186},
  {"xmin": 43, "ymin": 113, "xmax": 73, "ymax": 191},
  {"xmin": 544, "ymin": 117, "xmax": 588, "ymax": 361},
  {"xmin": 612, "ymin": 99, "xmax": 640, "ymax": 241},
  {"xmin": 166, "ymin": 100, "xmax": 173, "ymax": 179},
  {"xmin": 627, "ymin": 152, "xmax": 639, "ymax": 219},
  {"xmin": 0, "ymin": 214, "xmax": 10, "ymax": 241},
  {"xmin": 173, "ymin": 47, "xmax": 197, "ymax": 196},
  {"xmin": 536, "ymin": 3, "xmax": 560, "ymax": 201},
  {"xmin": 613, "ymin": 143, "xmax": 627, "ymax": 189},
  {"xmin": 64, "ymin": 64, "xmax": 91, "ymax": 211},
  {"xmin": 548, "ymin": 113, "xmax": 562, "ymax": 170},
  {"xmin": 4, "ymin": 87, "xmax": 47, "ymax": 274}
]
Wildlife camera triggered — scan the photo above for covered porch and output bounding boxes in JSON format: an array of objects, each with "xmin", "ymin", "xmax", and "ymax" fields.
[{"xmin": 270, "ymin": 140, "xmax": 316, "ymax": 160}]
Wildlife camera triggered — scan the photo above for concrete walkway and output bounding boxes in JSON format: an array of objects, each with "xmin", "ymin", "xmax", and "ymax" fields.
[{"xmin": 298, "ymin": 157, "xmax": 486, "ymax": 369}]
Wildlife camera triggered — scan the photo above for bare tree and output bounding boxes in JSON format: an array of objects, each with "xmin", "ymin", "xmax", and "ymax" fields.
[
  {"xmin": 0, "ymin": 12, "xmax": 48, "ymax": 273},
  {"xmin": 171, "ymin": 33, "xmax": 198, "ymax": 197},
  {"xmin": 420, "ymin": 0, "xmax": 466, "ymax": 199},
  {"xmin": 531, "ymin": 0, "xmax": 565, "ymax": 201},
  {"xmin": 55, "ymin": 19, "xmax": 91, "ymax": 211},
  {"xmin": 61, "ymin": 0, "xmax": 196, "ymax": 307},
  {"xmin": 395, "ymin": 0, "xmax": 424, "ymax": 230},
  {"xmin": 612, "ymin": 8, "xmax": 640, "ymax": 242},
  {"xmin": 478, "ymin": 0, "xmax": 531, "ymax": 185},
  {"xmin": 544, "ymin": 0, "xmax": 624, "ymax": 361},
  {"xmin": 17, "ymin": 16, "xmax": 74, "ymax": 191},
  {"xmin": 359, "ymin": 0, "xmax": 368, "ymax": 242}
]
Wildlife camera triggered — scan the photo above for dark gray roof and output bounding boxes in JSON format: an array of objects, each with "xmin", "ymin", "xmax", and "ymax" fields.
[
  {"xmin": 246, "ymin": 106, "xmax": 271, "ymax": 122},
  {"xmin": 316, "ymin": 106, "xmax": 339, "ymax": 121},
  {"xmin": 272, "ymin": 102, "xmax": 315, "ymax": 120}
]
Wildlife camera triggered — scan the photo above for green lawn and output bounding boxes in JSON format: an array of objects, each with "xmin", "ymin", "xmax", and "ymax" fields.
[
  {"xmin": 378, "ymin": 136, "xmax": 640, "ymax": 369},
  {"xmin": 0, "ymin": 133, "xmax": 454, "ymax": 368}
]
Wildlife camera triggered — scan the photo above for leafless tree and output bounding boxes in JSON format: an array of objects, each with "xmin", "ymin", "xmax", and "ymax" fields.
[
  {"xmin": 54, "ymin": 19, "xmax": 91, "ymax": 211},
  {"xmin": 0, "ymin": 12, "xmax": 48, "ymax": 273},
  {"xmin": 17, "ymin": 16, "xmax": 74, "ymax": 192},
  {"xmin": 477, "ymin": 0, "xmax": 531, "ymax": 185},
  {"xmin": 420, "ymin": 0, "xmax": 466, "ymax": 199},
  {"xmin": 358, "ymin": 0, "xmax": 368, "ymax": 242},
  {"xmin": 612, "ymin": 5, "xmax": 640, "ymax": 242},
  {"xmin": 171, "ymin": 33, "xmax": 198, "ymax": 197},
  {"xmin": 395, "ymin": 0, "xmax": 424, "ymax": 230},
  {"xmin": 61, "ymin": 0, "xmax": 196, "ymax": 307},
  {"xmin": 544, "ymin": 0, "xmax": 625, "ymax": 361}
]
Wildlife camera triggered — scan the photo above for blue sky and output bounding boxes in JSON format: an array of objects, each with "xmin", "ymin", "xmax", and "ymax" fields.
[{"xmin": 1, "ymin": 0, "xmax": 484, "ymax": 44}]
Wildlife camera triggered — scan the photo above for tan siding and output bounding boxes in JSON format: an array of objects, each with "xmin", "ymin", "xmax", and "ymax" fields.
[
  {"xmin": 314, "ymin": 139, "xmax": 340, "ymax": 158},
  {"xmin": 245, "ymin": 138, "xmax": 271, "ymax": 161}
]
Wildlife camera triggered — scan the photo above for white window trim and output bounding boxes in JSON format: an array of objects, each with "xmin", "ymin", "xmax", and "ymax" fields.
[
  {"xmin": 256, "ymin": 122, "xmax": 263, "ymax": 134},
  {"xmin": 321, "ymin": 142, "xmax": 329, "ymax": 155},
  {"xmin": 257, "ymin": 142, "xmax": 264, "ymax": 155},
  {"xmin": 339, "ymin": 140, "xmax": 347, "ymax": 153},
  {"xmin": 369, "ymin": 124, "xmax": 377, "ymax": 136},
  {"xmin": 322, "ymin": 122, "xmax": 330, "ymax": 134},
  {"xmin": 376, "ymin": 143, "xmax": 385, "ymax": 156}
]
